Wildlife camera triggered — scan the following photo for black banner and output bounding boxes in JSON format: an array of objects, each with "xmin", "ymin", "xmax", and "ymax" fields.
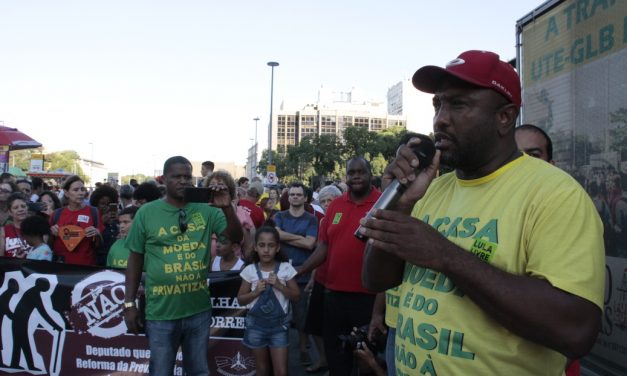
[{"xmin": 0, "ymin": 258, "xmax": 255, "ymax": 376}]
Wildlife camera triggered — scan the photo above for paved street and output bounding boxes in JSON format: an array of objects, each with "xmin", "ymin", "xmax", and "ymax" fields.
[{"xmin": 288, "ymin": 328, "xmax": 327, "ymax": 376}]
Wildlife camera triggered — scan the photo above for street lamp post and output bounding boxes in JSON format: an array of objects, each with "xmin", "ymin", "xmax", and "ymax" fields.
[
  {"xmin": 267, "ymin": 61, "xmax": 279, "ymax": 165},
  {"xmin": 253, "ymin": 117, "xmax": 259, "ymax": 149},
  {"xmin": 88, "ymin": 142, "xmax": 94, "ymax": 188},
  {"xmin": 253, "ymin": 117, "xmax": 260, "ymax": 177}
]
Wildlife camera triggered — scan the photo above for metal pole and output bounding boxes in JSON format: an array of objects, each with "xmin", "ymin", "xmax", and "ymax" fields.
[
  {"xmin": 253, "ymin": 117, "xmax": 260, "ymax": 177},
  {"xmin": 254, "ymin": 117, "xmax": 259, "ymax": 148},
  {"xmin": 267, "ymin": 62, "xmax": 279, "ymax": 165},
  {"xmin": 89, "ymin": 142, "xmax": 94, "ymax": 188}
]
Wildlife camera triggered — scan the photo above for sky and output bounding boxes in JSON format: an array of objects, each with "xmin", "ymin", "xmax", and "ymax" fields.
[{"xmin": 0, "ymin": 0, "xmax": 544, "ymax": 176}]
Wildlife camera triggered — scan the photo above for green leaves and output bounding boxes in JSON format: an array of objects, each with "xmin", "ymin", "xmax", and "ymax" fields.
[{"xmin": 257, "ymin": 126, "xmax": 410, "ymax": 184}]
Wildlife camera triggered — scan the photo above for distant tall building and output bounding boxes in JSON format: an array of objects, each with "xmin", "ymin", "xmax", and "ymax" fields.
[
  {"xmin": 387, "ymin": 81, "xmax": 404, "ymax": 115},
  {"xmin": 273, "ymin": 87, "xmax": 406, "ymax": 154},
  {"xmin": 387, "ymin": 79, "xmax": 427, "ymax": 131}
]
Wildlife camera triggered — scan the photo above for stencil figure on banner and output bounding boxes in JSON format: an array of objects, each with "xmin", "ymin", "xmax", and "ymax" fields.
[
  {"xmin": 361, "ymin": 50, "xmax": 605, "ymax": 375},
  {"xmin": 123, "ymin": 156, "xmax": 243, "ymax": 376},
  {"xmin": 2, "ymin": 276, "xmax": 65, "ymax": 374}
]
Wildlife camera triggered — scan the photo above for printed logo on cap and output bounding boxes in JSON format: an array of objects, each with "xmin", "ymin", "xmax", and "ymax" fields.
[
  {"xmin": 67, "ymin": 270, "xmax": 127, "ymax": 339},
  {"xmin": 446, "ymin": 58, "xmax": 465, "ymax": 67},
  {"xmin": 491, "ymin": 80, "xmax": 513, "ymax": 100}
]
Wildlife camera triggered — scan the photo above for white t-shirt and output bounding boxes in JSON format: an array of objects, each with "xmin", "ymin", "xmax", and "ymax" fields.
[
  {"xmin": 211, "ymin": 256, "xmax": 244, "ymax": 271},
  {"xmin": 239, "ymin": 261, "xmax": 297, "ymax": 313}
]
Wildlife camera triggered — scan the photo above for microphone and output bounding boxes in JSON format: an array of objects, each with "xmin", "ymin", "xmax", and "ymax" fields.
[{"xmin": 354, "ymin": 134, "xmax": 436, "ymax": 241}]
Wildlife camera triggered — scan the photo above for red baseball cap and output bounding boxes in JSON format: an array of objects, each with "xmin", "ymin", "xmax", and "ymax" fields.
[{"xmin": 412, "ymin": 50, "xmax": 521, "ymax": 107}]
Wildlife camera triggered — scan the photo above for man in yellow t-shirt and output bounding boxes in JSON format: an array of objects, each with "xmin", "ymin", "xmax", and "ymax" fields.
[{"xmin": 361, "ymin": 50, "xmax": 604, "ymax": 375}]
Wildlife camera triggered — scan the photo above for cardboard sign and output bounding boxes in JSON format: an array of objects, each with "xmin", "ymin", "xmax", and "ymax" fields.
[{"xmin": 59, "ymin": 225, "xmax": 85, "ymax": 252}]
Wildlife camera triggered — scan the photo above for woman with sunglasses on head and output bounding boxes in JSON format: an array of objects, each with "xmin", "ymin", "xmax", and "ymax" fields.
[
  {"xmin": 206, "ymin": 170, "xmax": 255, "ymax": 262},
  {"xmin": 49, "ymin": 175, "xmax": 103, "ymax": 265}
]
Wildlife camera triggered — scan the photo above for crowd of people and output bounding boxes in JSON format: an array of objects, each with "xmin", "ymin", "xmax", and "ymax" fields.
[{"xmin": 0, "ymin": 50, "xmax": 608, "ymax": 376}]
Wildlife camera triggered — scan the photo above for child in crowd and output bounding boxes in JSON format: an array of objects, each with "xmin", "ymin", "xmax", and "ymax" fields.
[
  {"xmin": 21, "ymin": 215, "xmax": 53, "ymax": 261},
  {"xmin": 106, "ymin": 206, "xmax": 138, "ymax": 269},
  {"xmin": 211, "ymin": 237, "xmax": 244, "ymax": 271},
  {"xmin": 237, "ymin": 227, "xmax": 300, "ymax": 376}
]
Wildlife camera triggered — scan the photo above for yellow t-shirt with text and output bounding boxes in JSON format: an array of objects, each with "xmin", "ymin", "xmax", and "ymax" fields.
[
  {"xmin": 395, "ymin": 155, "xmax": 604, "ymax": 376},
  {"xmin": 385, "ymin": 286, "xmax": 400, "ymax": 328}
]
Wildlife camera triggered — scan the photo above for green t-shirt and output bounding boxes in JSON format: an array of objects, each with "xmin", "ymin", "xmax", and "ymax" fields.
[
  {"xmin": 107, "ymin": 238, "xmax": 130, "ymax": 269},
  {"xmin": 125, "ymin": 199, "xmax": 227, "ymax": 320}
]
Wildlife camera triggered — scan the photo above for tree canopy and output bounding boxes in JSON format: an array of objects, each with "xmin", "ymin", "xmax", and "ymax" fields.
[
  {"xmin": 258, "ymin": 126, "xmax": 410, "ymax": 185},
  {"xmin": 7, "ymin": 149, "xmax": 87, "ymax": 181}
]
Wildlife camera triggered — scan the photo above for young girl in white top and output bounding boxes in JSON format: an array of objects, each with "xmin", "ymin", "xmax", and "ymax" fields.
[
  {"xmin": 211, "ymin": 237, "xmax": 244, "ymax": 271},
  {"xmin": 237, "ymin": 226, "xmax": 300, "ymax": 376}
]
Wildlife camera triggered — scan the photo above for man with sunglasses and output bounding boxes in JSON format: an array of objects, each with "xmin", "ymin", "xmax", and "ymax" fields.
[{"xmin": 123, "ymin": 156, "xmax": 243, "ymax": 376}]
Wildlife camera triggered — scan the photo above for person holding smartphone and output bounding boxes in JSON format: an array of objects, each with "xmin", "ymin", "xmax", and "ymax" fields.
[
  {"xmin": 89, "ymin": 184, "xmax": 120, "ymax": 266},
  {"xmin": 124, "ymin": 156, "xmax": 243, "ymax": 376}
]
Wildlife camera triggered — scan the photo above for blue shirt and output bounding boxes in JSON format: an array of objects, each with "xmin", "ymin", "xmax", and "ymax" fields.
[{"xmin": 274, "ymin": 210, "xmax": 318, "ymax": 284}]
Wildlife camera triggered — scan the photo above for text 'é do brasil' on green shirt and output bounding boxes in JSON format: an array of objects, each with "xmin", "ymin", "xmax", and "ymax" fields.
[{"xmin": 125, "ymin": 199, "xmax": 227, "ymax": 320}]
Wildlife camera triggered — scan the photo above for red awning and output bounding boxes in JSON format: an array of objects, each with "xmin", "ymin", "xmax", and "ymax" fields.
[{"xmin": 0, "ymin": 126, "xmax": 42, "ymax": 150}]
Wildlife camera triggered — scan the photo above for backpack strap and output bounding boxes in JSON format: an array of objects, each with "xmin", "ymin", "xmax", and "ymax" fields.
[
  {"xmin": 90, "ymin": 206, "xmax": 99, "ymax": 228},
  {"xmin": 253, "ymin": 262, "xmax": 263, "ymax": 280},
  {"xmin": 52, "ymin": 206, "xmax": 99, "ymax": 227},
  {"xmin": 52, "ymin": 208, "xmax": 63, "ymax": 225}
]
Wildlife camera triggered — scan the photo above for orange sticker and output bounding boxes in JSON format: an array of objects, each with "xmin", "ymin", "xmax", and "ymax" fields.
[{"xmin": 60, "ymin": 225, "xmax": 85, "ymax": 252}]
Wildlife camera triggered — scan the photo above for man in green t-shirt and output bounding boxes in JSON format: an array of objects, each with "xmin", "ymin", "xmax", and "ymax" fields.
[
  {"xmin": 361, "ymin": 51, "xmax": 604, "ymax": 375},
  {"xmin": 123, "ymin": 156, "xmax": 243, "ymax": 376}
]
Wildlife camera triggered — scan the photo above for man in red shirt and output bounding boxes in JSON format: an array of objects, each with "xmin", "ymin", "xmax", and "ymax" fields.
[{"xmin": 298, "ymin": 156, "xmax": 381, "ymax": 375}]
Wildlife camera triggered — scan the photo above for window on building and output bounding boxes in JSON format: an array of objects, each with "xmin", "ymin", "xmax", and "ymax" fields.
[
  {"xmin": 354, "ymin": 117, "xmax": 369, "ymax": 128},
  {"xmin": 371, "ymin": 118, "xmax": 384, "ymax": 131}
]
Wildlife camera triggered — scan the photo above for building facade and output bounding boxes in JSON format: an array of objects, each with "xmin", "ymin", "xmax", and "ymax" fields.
[
  {"xmin": 387, "ymin": 78, "xmax": 432, "ymax": 133},
  {"xmin": 274, "ymin": 87, "xmax": 407, "ymax": 154}
]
